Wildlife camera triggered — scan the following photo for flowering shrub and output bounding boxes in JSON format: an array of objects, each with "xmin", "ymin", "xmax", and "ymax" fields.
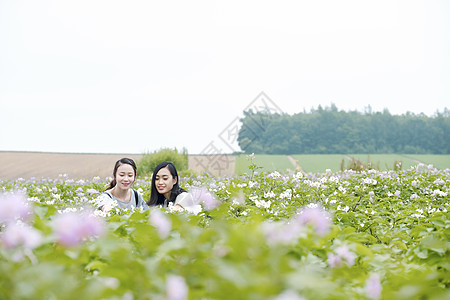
[{"xmin": 0, "ymin": 162, "xmax": 449, "ymax": 299}]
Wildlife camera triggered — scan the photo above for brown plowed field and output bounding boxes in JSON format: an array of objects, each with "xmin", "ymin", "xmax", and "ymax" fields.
[{"xmin": 0, "ymin": 152, "xmax": 235, "ymax": 180}]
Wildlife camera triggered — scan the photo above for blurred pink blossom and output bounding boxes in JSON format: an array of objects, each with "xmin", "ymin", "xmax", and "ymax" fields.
[
  {"xmin": 327, "ymin": 253, "xmax": 343, "ymax": 268},
  {"xmin": 1, "ymin": 222, "xmax": 42, "ymax": 250},
  {"xmin": 365, "ymin": 273, "xmax": 382, "ymax": 299},
  {"xmin": 261, "ymin": 221, "xmax": 300, "ymax": 245},
  {"xmin": 336, "ymin": 246, "xmax": 356, "ymax": 266},
  {"xmin": 53, "ymin": 212, "xmax": 105, "ymax": 246},
  {"xmin": 274, "ymin": 289, "xmax": 306, "ymax": 300},
  {"xmin": 189, "ymin": 187, "xmax": 220, "ymax": 211},
  {"xmin": 0, "ymin": 192, "xmax": 32, "ymax": 224},
  {"xmin": 166, "ymin": 275, "xmax": 188, "ymax": 300},
  {"xmin": 149, "ymin": 210, "xmax": 172, "ymax": 239},
  {"xmin": 295, "ymin": 205, "xmax": 331, "ymax": 236}
]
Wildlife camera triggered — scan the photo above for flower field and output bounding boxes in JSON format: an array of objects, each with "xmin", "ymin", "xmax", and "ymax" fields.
[{"xmin": 1, "ymin": 158, "xmax": 449, "ymax": 300}]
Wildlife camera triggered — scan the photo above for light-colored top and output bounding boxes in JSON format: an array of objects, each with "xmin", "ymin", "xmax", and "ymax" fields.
[
  {"xmin": 174, "ymin": 192, "xmax": 194, "ymax": 207},
  {"xmin": 174, "ymin": 192, "xmax": 202, "ymax": 214},
  {"xmin": 97, "ymin": 189, "xmax": 149, "ymax": 211}
]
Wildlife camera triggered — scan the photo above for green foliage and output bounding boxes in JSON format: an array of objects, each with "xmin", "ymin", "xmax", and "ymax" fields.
[
  {"xmin": 238, "ymin": 106, "xmax": 450, "ymax": 154},
  {"xmin": 137, "ymin": 147, "xmax": 188, "ymax": 176},
  {"xmin": 1, "ymin": 162, "xmax": 449, "ymax": 299}
]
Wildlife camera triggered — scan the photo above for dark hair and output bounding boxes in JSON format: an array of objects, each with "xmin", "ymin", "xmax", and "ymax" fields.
[
  {"xmin": 147, "ymin": 161, "xmax": 186, "ymax": 206},
  {"xmin": 106, "ymin": 158, "xmax": 137, "ymax": 191}
]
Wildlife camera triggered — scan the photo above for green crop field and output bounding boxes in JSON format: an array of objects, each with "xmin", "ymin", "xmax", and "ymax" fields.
[
  {"xmin": 292, "ymin": 154, "xmax": 349, "ymax": 173},
  {"xmin": 405, "ymin": 154, "xmax": 450, "ymax": 170},
  {"xmin": 235, "ymin": 154, "xmax": 294, "ymax": 174},
  {"xmin": 345, "ymin": 154, "xmax": 419, "ymax": 171},
  {"xmin": 236, "ymin": 154, "xmax": 450, "ymax": 174},
  {"xmin": 1, "ymin": 159, "xmax": 449, "ymax": 299}
]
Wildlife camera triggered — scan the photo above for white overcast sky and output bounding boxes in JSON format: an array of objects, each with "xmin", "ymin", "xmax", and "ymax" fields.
[{"xmin": 0, "ymin": 0, "xmax": 449, "ymax": 154}]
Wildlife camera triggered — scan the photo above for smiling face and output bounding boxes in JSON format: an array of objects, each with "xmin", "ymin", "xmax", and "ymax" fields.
[
  {"xmin": 114, "ymin": 163, "xmax": 135, "ymax": 190},
  {"xmin": 155, "ymin": 166, "xmax": 177, "ymax": 199}
]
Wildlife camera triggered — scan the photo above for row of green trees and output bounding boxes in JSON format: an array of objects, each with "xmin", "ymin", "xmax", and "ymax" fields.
[{"xmin": 237, "ymin": 105, "xmax": 450, "ymax": 154}]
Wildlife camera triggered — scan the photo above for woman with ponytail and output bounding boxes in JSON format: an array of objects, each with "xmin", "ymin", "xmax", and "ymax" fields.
[{"xmin": 97, "ymin": 158, "xmax": 148, "ymax": 212}]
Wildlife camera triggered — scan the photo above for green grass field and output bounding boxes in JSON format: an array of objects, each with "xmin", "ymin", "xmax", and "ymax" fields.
[
  {"xmin": 235, "ymin": 155, "xmax": 293, "ymax": 174},
  {"xmin": 235, "ymin": 154, "xmax": 450, "ymax": 174},
  {"xmin": 292, "ymin": 154, "xmax": 349, "ymax": 173},
  {"xmin": 404, "ymin": 154, "xmax": 450, "ymax": 170},
  {"xmin": 345, "ymin": 154, "xmax": 419, "ymax": 171}
]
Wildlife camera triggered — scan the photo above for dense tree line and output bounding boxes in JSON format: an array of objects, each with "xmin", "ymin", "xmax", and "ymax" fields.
[{"xmin": 237, "ymin": 105, "xmax": 450, "ymax": 154}]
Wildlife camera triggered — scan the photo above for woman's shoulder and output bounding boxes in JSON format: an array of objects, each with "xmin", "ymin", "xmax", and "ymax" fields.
[
  {"xmin": 175, "ymin": 191, "xmax": 189, "ymax": 199},
  {"xmin": 175, "ymin": 191, "xmax": 194, "ymax": 207},
  {"xmin": 100, "ymin": 190, "xmax": 113, "ymax": 199}
]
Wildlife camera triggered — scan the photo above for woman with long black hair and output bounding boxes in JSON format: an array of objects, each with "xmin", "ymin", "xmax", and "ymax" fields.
[{"xmin": 147, "ymin": 161, "xmax": 194, "ymax": 210}]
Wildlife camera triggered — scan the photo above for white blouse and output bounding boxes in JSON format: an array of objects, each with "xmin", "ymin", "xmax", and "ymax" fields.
[{"xmin": 174, "ymin": 192, "xmax": 202, "ymax": 214}]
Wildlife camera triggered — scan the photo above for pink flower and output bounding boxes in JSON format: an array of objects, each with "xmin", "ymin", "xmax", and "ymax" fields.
[
  {"xmin": 295, "ymin": 205, "xmax": 331, "ymax": 236},
  {"xmin": 0, "ymin": 192, "xmax": 32, "ymax": 224},
  {"xmin": 327, "ymin": 253, "xmax": 343, "ymax": 268},
  {"xmin": 274, "ymin": 289, "xmax": 305, "ymax": 300},
  {"xmin": 53, "ymin": 212, "xmax": 105, "ymax": 246},
  {"xmin": 149, "ymin": 210, "xmax": 172, "ymax": 239},
  {"xmin": 189, "ymin": 187, "xmax": 220, "ymax": 211},
  {"xmin": 365, "ymin": 273, "xmax": 382, "ymax": 299},
  {"xmin": 166, "ymin": 275, "xmax": 188, "ymax": 300},
  {"xmin": 1, "ymin": 222, "xmax": 42, "ymax": 250},
  {"xmin": 261, "ymin": 221, "xmax": 301, "ymax": 245},
  {"xmin": 336, "ymin": 246, "xmax": 356, "ymax": 266}
]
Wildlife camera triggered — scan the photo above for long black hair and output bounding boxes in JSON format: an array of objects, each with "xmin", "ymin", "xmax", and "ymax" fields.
[
  {"xmin": 106, "ymin": 158, "xmax": 137, "ymax": 191},
  {"xmin": 147, "ymin": 161, "xmax": 186, "ymax": 206}
]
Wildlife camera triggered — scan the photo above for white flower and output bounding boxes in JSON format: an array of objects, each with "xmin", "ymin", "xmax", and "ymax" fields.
[
  {"xmin": 264, "ymin": 191, "xmax": 276, "ymax": 199},
  {"xmin": 432, "ymin": 189, "xmax": 447, "ymax": 197},
  {"xmin": 363, "ymin": 178, "xmax": 377, "ymax": 185},
  {"xmin": 255, "ymin": 200, "xmax": 271, "ymax": 209},
  {"xmin": 293, "ymin": 172, "xmax": 304, "ymax": 180},
  {"xmin": 268, "ymin": 171, "xmax": 281, "ymax": 179},
  {"xmin": 279, "ymin": 189, "xmax": 292, "ymax": 200},
  {"xmin": 86, "ymin": 188, "xmax": 99, "ymax": 195},
  {"xmin": 337, "ymin": 205, "xmax": 349, "ymax": 212},
  {"xmin": 249, "ymin": 195, "xmax": 258, "ymax": 202},
  {"xmin": 329, "ymin": 176, "xmax": 339, "ymax": 183},
  {"xmin": 248, "ymin": 181, "xmax": 258, "ymax": 188}
]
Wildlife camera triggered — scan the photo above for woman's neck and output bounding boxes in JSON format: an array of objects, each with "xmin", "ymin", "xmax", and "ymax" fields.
[
  {"xmin": 111, "ymin": 186, "xmax": 131, "ymax": 202},
  {"xmin": 163, "ymin": 191, "xmax": 172, "ymax": 200}
]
